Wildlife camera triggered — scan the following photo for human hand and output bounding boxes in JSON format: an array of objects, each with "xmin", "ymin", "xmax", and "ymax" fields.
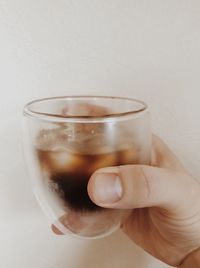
[{"xmin": 87, "ymin": 136, "xmax": 200, "ymax": 267}]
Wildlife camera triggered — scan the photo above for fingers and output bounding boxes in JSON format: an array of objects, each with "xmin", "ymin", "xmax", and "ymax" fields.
[
  {"xmin": 88, "ymin": 165, "xmax": 199, "ymax": 211},
  {"xmin": 51, "ymin": 224, "xmax": 64, "ymax": 235},
  {"xmin": 51, "ymin": 211, "xmax": 90, "ymax": 236},
  {"xmin": 151, "ymin": 135, "xmax": 186, "ymax": 172},
  {"xmin": 62, "ymin": 102, "xmax": 110, "ymax": 117}
]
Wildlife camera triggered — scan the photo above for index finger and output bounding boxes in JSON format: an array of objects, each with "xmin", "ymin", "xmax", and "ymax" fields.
[{"xmin": 151, "ymin": 135, "xmax": 186, "ymax": 172}]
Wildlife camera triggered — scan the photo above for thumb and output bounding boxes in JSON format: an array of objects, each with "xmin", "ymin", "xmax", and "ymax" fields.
[{"xmin": 87, "ymin": 165, "xmax": 198, "ymax": 210}]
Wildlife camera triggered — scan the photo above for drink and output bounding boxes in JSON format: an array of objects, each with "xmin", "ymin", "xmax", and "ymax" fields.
[
  {"xmin": 37, "ymin": 146, "xmax": 138, "ymax": 212},
  {"xmin": 34, "ymin": 125, "xmax": 139, "ymax": 237},
  {"xmin": 23, "ymin": 96, "xmax": 151, "ymax": 238}
]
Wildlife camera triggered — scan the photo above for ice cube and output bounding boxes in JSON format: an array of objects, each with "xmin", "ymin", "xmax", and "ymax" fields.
[
  {"xmin": 88, "ymin": 152, "xmax": 118, "ymax": 174},
  {"xmin": 119, "ymin": 147, "xmax": 138, "ymax": 165},
  {"xmin": 37, "ymin": 149, "xmax": 87, "ymax": 173}
]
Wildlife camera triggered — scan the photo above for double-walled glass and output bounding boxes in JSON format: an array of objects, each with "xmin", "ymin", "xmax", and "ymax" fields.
[{"xmin": 23, "ymin": 96, "xmax": 151, "ymax": 239}]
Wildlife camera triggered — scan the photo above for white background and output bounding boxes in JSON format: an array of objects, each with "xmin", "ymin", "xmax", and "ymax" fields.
[{"xmin": 0, "ymin": 1, "xmax": 200, "ymax": 267}]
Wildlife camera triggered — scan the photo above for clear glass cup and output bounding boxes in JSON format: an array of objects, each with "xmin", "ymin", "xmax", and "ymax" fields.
[{"xmin": 23, "ymin": 96, "xmax": 151, "ymax": 239}]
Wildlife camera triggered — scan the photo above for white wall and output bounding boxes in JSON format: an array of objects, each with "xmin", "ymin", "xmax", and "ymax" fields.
[{"xmin": 0, "ymin": 1, "xmax": 200, "ymax": 267}]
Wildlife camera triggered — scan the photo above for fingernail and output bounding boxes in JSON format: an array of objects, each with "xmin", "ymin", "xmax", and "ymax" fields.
[{"xmin": 93, "ymin": 173, "xmax": 122, "ymax": 204}]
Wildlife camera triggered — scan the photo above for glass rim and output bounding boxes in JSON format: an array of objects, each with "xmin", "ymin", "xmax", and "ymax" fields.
[{"xmin": 23, "ymin": 96, "xmax": 149, "ymax": 122}]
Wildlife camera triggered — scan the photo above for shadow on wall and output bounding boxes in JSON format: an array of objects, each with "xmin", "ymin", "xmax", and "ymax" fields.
[{"xmin": 72, "ymin": 230, "xmax": 148, "ymax": 268}]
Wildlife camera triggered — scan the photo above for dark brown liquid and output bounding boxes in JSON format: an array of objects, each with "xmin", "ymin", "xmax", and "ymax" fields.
[
  {"xmin": 37, "ymin": 148, "xmax": 137, "ymax": 212},
  {"xmin": 50, "ymin": 172, "xmax": 100, "ymax": 211}
]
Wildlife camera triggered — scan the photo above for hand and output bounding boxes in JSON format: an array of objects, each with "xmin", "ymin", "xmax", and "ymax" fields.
[{"xmin": 87, "ymin": 136, "xmax": 200, "ymax": 267}]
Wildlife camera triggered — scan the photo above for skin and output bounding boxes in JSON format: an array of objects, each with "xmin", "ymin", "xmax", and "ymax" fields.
[
  {"xmin": 88, "ymin": 136, "xmax": 200, "ymax": 267},
  {"xmin": 52, "ymin": 103, "xmax": 200, "ymax": 267}
]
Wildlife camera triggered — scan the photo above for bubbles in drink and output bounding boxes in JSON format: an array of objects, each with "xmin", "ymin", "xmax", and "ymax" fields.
[
  {"xmin": 23, "ymin": 98, "xmax": 150, "ymax": 238},
  {"xmin": 36, "ymin": 125, "xmax": 139, "ymax": 213},
  {"xmin": 33, "ymin": 103, "xmax": 144, "ymax": 237}
]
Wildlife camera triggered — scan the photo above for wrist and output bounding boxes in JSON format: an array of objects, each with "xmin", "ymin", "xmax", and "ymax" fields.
[{"xmin": 178, "ymin": 248, "xmax": 200, "ymax": 268}]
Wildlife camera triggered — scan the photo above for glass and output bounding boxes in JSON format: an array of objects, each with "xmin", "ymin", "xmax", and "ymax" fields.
[{"xmin": 22, "ymin": 96, "xmax": 151, "ymax": 239}]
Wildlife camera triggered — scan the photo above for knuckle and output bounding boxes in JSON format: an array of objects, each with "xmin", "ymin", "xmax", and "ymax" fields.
[
  {"xmin": 119, "ymin": 165, "xmax": 155, "ymax": 207},
  {"xmin": 137, "ymin": 166, "xmax": 153, "ymax": 201}
]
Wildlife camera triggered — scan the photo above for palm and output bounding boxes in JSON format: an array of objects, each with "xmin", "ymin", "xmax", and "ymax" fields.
[
  {"xmin": 123, "ymin": 207, "xmax": 196, "ymax": 265},
  {"xmin": 122, "ymin": 137, "xmax": 200, "ymax": 266}
]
